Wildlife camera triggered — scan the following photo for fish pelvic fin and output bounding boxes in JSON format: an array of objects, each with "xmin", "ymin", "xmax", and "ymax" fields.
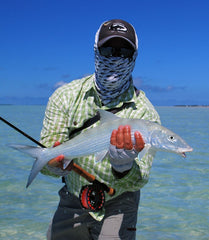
[
  {"xmin": 95, "ymin": 150, "xmax": 108, "ymax": 163},
  {"xmin": 137, "ymin": 144, "xmax": 151, "ymax": 160},
  {"xmin": 137, "ymin": 144, "xmax": 157, "ymax": 163},
  {"xmin": 8, "ymin": 144, "xmax": 47, "ymax": 188}
]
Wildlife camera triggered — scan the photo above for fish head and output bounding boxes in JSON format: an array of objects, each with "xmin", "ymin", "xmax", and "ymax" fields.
[{"xmin": 150, "ymin": 125, "xmax": 193, "ymax": 157}]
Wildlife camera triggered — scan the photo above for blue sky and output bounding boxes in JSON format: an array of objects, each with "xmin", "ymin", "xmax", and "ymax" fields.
[{"xmin": 1, "ymin": 0, "xmax": 209, "ymax": 106}]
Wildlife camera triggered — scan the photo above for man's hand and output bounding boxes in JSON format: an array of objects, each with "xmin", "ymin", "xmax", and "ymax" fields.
[
  {"xmin": 109, "ymin": 125, "xmax": 144, "ymax": 173},
  {"xmin": 47, "ymin": 141, "xmax": 74, "ymax": 172}
]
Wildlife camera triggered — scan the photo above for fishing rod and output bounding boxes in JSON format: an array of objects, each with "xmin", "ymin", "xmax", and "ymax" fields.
[
  {"xmin": 0, "ymin": 116, "xmax": 44, "ymax": 148},
  {"xmin": 0, "ymin": 116, "xmax": 115, "ymax": 211}
]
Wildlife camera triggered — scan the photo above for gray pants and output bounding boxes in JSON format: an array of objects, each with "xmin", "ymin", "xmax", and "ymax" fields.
[{"xmin": 47, "ymin": 185, "xmax": 140, "ymax": 240}]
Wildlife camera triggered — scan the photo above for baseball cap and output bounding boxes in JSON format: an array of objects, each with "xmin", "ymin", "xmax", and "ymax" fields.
[{"xmin": 97, "ymin": 19, "xmax": 137, "ymax": 50}]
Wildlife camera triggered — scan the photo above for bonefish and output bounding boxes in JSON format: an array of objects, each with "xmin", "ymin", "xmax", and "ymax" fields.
[{"xmin": 9, "ymin": 109, "xmax": 193, "ymax": 187}]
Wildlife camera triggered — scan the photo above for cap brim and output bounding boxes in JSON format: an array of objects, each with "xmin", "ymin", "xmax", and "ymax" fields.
[{"xmin": 97, "ymin": 35, "xmax": 136, "ymax": 50}]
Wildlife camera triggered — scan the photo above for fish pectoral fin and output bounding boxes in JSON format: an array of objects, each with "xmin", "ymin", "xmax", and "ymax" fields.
[
  {"xmin": 137, "ymin": 144, "xmax": 151, "ymax": 161},
  {"xmin": 95, "ymin": 150, "xmax": 108, "ymax": 163}
]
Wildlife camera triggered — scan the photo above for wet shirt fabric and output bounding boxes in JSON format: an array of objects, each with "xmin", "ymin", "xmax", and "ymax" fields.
[{"xmin": 40, "ymin": 74, "xmax": 160, "ymax": 220}]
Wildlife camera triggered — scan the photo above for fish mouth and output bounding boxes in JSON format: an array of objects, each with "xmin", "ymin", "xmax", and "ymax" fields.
[
  {"xmin": 181, "ymin": 152, "xmax": 187, "ymax": 158},
  {"xmin": 179, "ymin": 147, "xmax": 193, "ymax": 158}
]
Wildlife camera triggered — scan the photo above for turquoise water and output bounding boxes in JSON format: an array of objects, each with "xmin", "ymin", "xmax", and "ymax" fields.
[{"xmin": 0, "ymin": 105, "xmax": 208, "ymax": 240}]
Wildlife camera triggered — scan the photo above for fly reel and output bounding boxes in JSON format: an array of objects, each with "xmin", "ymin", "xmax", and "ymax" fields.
[{"xmin": 79, "ymin": 184, "xmax": 105, "ymax": 211}]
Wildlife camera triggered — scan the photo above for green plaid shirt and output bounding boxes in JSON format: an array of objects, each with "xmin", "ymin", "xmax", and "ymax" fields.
[{"xmin": 40, "ymin": 74, "xmax": 160, "ymax": 220}]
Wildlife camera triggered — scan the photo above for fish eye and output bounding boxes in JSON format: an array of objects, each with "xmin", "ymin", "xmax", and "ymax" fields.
[{"xmin": 168, "ymin": 135, "xmax": 176, "ymax": 142}]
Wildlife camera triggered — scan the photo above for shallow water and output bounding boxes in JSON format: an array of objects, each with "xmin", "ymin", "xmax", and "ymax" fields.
[{"xmin": 0, "ymin": 105, "xmax": 208, "ymax": 239}]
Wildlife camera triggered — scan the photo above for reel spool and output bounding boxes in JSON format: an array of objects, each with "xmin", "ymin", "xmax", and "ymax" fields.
[{"xmin": 79, "ymin": 184, "xmax": 105, "ymax": 211}]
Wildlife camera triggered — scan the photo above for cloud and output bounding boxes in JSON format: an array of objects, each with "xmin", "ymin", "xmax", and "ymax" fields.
[
  {"xmin": 134, "ymin": 77, "xmax": 186, "ymax": 93},
  {"xmin": 53, "ymin": 81, "xmax": 68, "ymax": 89},
  {"xmin": 35, "ymin": 79, "xmax": 68, "ymax": 93}
]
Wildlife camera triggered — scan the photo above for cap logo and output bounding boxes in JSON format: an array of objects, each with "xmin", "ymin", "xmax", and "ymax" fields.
[{"xmin": 109, "ymin": 23, "xmax": 127, "ymax": 32}]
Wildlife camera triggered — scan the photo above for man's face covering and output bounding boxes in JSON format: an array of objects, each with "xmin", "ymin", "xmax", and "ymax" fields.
[{"xmin": 94, "ymin": 24, "xmax": 138, "ymax": 105}]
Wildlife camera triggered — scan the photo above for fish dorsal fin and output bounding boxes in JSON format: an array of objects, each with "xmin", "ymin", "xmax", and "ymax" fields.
[{"xmin": 98, "ymin": 109, "xmax": 119, "ymax": 125}]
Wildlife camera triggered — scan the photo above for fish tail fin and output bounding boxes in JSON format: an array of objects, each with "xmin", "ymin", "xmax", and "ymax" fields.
[{"xmin": 8, "ymin": 144, "xmax": 47, "ymax": 188}]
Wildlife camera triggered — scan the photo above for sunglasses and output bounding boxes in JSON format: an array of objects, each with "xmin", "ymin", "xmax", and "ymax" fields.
[{"xmin": 99, "ymin": 47, "xmax": 135, "ymax": 58}]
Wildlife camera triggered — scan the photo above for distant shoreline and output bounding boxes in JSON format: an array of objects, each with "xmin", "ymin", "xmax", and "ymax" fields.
[
  {"xmin": 174, "ymin": 105, "xmax": 209, "ymax": 107},
  {"xmin": 0, "ymin": 104, "xmax": 209, "ymax": 107}
]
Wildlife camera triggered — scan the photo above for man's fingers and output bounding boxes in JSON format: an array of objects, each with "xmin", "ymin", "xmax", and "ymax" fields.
[
  {"xmin": 134, "ymin": 131, "xmax": 145, "ymax": 151},
  {"xmin": 53, "ymin": 141, "xmax": 61, "ymax": 147},
  {"xmin": 48, "ymin": 141, "xmax": 73, "ymax": 171},
  {"xmin": 48, "ymin": 142, "xmax": 65, "ymax": 168},
  {"xmin": 110, "ymin": 126, "xmax": 144, "ymax": 151},
  {"xmin": 48, "ymin": 154, "xmax": 65, "ymax": 168},
  {"xmin": 110, "ymin": 129, "xmax": 117, "ymax": 145},
  {"xmin": 116, "ymin": 126, "xmax": 124, "ymax": 149},
  {"xmin": 110, "ymin": 126, "xmax": 124, "ymax": 148},
  {"xmin": 123, "ymin": 125, "xmax": 133, "ymax": 150},
  {"xmin": 110, "ymin": 125, "xmax": 133, "ymax": 149}
]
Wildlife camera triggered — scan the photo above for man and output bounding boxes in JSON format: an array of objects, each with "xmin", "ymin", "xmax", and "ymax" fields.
[{"xmin": 40, "ymin": 19, "xmax": 160, "ymax": 240}]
